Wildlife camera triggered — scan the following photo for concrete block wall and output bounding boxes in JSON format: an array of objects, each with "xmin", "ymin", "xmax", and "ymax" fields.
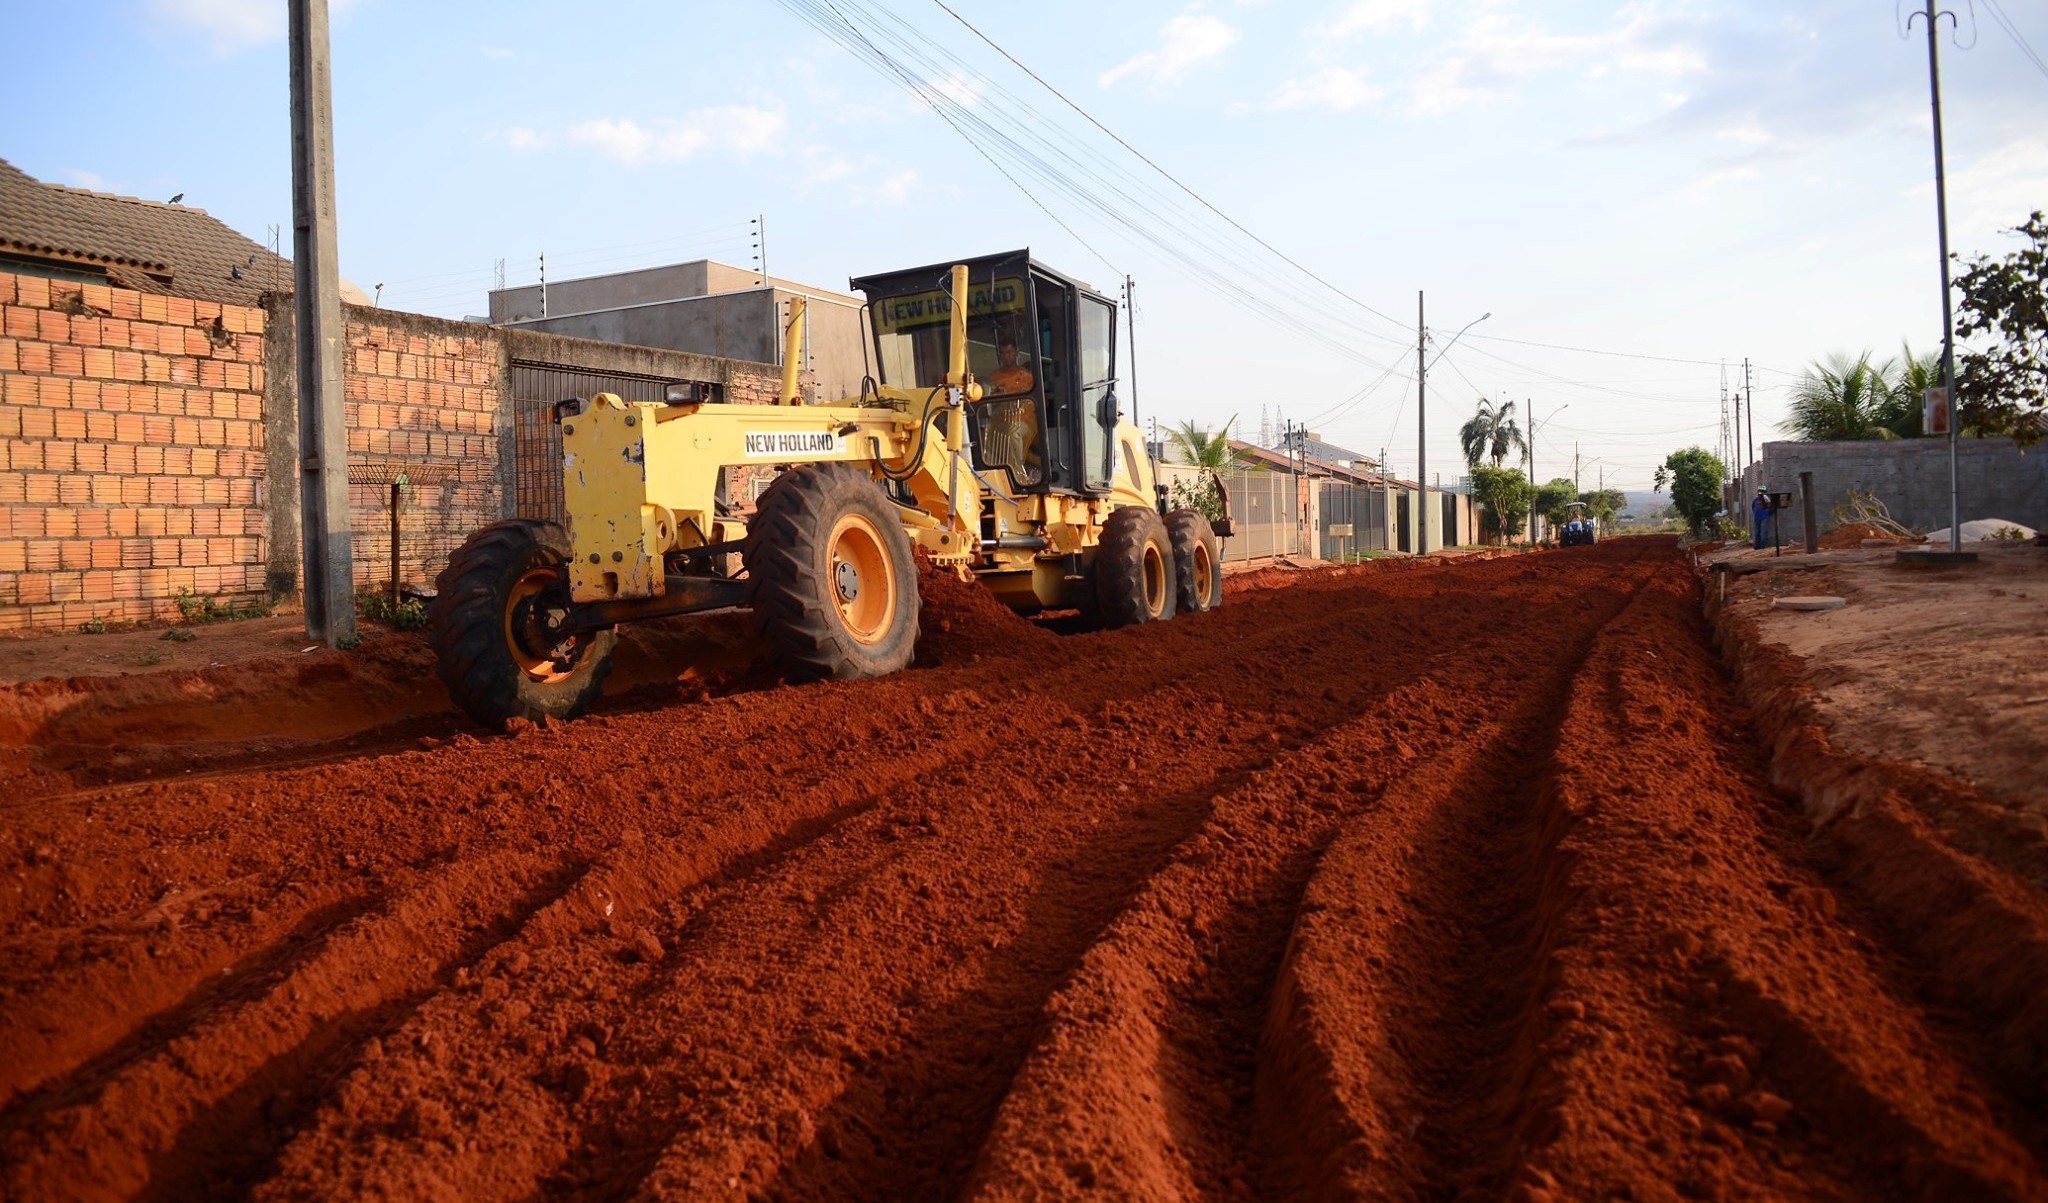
[
  {"xmin": 1746, "ymin": 437, "xmax": 2048, "ymax": 543},
  {"xmin": 0, "ymin": 271, "xmax": 267, "ymax": 630}
]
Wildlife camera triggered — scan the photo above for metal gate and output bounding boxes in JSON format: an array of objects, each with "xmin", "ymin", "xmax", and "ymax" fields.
[
  {"xmin": 509, "ymin": 360, "xmax": 678, "ymax": 524},
  {"xmin": 1318, "ymin": 482, "xmax": 1388, "ymax": 559}
]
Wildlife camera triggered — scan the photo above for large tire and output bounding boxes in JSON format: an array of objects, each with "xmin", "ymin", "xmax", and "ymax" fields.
[
  {"xmin": 1165, "ymin": 509, "xmax": 1222, "ymax": 615},
  {"xmin": 745, "ymin": 464, "xmax": 919, "ymax": 681},
  {"xmin": 429, "ymin": 519, "xmax": 617, "ymax": 728},
  {"xmin": 1094, "ymin": 506, "xmax": 1177, "ymax": 628}
]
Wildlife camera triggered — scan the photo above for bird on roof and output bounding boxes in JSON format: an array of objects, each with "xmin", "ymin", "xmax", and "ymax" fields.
[{"xmin": 167, "ymin": 192, "xmax": 184, "ymax": 204}]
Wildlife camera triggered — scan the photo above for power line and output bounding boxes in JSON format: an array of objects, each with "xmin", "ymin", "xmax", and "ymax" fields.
[
  {"xmin": 928, "ymin": 0, "xmax": 1413, "ymax": 338},
  {"xmin": 1980, "ymin": 0, "xmax": 2048, "ymax": 82}
]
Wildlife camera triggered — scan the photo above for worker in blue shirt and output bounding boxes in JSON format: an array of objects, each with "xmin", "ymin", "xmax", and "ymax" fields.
[{"xmin": 1751, "ymin": 487, "xmax": 1772, "ymax": 550}]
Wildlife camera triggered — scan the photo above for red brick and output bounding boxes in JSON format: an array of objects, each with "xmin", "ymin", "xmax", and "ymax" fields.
[
  {"xmin": 20, "ymin": 409, "xmax": 54, "ymax": 439},
  {"xmin": 108, "ymin": 289, "xmax": 141, "ymax": 320},
  {"xmin": 53, "ymin": 411, "xmax": 87, "ymax": 439},
  {"xmin": 37, "ymin": 310, "xmax": 69, "ymax": 340},
  {"xmin": 166, "ymin": 297, "xmax": 195, "ymax": 325},
  {"xmin": 16, "ymin": 276, "xmax": 50, "ymax": 308},
  {"xmin": 0, "ymin": 541, "xmax": 23, "ymax": 572},
  {"xmin": 3, "ymin": 307, "xmax": 36, "ymax": 338},
  {"xmin": 89, "ymin": 540, "xmax": 121, "ymax": 570},
  {"xmin": 138, "ymin": 294, "xmax": 169, "ymax": 323},
  {"xmin": 26, "ymin": 539, "xmax": 59, "ymax": 570},
  {"xmin": 113, "ymin": 350, "xmax": 144, "ymax": 380},
  {"xmin": 15, "ymin": 340, "xmax": 50, "ymax": 373}
]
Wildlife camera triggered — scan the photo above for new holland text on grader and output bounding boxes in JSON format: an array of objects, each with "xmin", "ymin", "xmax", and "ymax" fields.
[{"xmin": 429, "ymin": 252, "xmax": 1230, "ymax": 727}]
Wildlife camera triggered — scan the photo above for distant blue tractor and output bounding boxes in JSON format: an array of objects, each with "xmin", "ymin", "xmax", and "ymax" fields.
[{"xmin": 1558, "ymin": 501, "xmax": 1597, "ymax": 547}]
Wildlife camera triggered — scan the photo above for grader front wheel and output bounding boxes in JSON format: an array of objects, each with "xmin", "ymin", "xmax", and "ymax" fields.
[
  {"xmin": 746, "ymin": 464, "xmax": 920, "ymax": 681},
  {"xmin": 429, "ymin": 519, "xmax": 617, "ymax": 728},
  {"xmin": 1095, "ymin": 506, "xmax": 1177, "ymax": 628},
  {"xmin": 1165, "ymin": 509, "xmax": 1222, "ymax": 615}
]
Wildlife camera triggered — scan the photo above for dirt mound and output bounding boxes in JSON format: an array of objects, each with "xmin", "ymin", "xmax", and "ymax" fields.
[
  {"xmin": 1819, "ymin": 520, "xmax": 1903, "ymax": 549},
  {"xmin": 2, "ymin": 536, "xmax": 2041, "ymax": 1199},
  {"xmin": 912, "ymin": 555, "xmax": 1057, "ymax": 666}
]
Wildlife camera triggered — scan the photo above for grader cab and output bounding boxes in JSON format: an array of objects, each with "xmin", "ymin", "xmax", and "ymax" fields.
[{"xmin": 429, "ymin": 251, "xmax": 1228, "ymax": 727}]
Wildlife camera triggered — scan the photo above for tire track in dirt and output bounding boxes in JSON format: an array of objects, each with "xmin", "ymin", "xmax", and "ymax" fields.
[
  {"xmin": 1260, "ymin": 545, "xmax": 2047, "ymax": 1199},
  {"xmin": 0, "ymin": 849, "xmax": 590, "ymax": 1200},
  {"xmin": 244, "ymin": 569, "xmax": 1529, "ymax": 1200}
]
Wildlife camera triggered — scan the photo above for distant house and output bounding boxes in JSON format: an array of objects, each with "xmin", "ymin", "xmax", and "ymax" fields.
[{"xmin": 0, "ymin": 157, "xmax": 370, "ymax": 307}]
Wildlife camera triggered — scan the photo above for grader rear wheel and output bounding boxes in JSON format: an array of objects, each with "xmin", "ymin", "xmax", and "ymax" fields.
[
  {"xmin": 429, "ymin": 519, "xmax": 617, "ymax": 728},
  {"xmin": 1095, "ymin": 505, "xmax": 1177, "ymax": 628},
  {"xmin": 1165, "ymin": 509, "xmax": 1222, "ymax": 615},
  {"xmin": 745, "ymin": 464, "xmax": 920, "ymax": 681}
]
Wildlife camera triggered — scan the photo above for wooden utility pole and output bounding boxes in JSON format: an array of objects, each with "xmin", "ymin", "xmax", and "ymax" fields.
[{"xmin": 289, "ymin": 0, "xmax": 354, "ymax": 646}]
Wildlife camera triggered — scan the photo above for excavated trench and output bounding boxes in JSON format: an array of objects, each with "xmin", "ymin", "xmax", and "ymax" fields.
[{"xmin": 1, "ymin": 537, "xmax": 2043, "ymax": 1199}]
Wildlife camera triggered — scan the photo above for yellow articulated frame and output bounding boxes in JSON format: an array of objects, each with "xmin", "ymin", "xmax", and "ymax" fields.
[{"xmin": 559, "ymin": 393, "xmax": 990, "ymax": 604}]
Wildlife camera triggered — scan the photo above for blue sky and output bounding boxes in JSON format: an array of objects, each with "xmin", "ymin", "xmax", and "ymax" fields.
[{"xmin": 3, "ymin": 0, "xmax": 2044, "ymax": 491}]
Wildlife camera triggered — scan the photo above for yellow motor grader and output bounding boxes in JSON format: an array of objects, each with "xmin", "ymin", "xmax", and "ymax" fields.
[{"xmin": 429, "ymin": 252, "xmax": 1229, "ymax": 726}]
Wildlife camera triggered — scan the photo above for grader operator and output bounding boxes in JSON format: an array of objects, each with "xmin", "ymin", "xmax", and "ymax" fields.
[{"xmin": 429, "ymin": 251, "xmax": 1229, "ymax": 727}]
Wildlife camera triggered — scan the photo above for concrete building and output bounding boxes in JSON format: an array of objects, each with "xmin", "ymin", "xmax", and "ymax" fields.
[{"xmin": 489, "ymin": 260, "xmax": 869, "ymax": 403}]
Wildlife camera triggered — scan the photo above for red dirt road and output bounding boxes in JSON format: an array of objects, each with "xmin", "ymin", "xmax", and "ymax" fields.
[{"xmin": 3, "ymin": 538, "xmax": 2044, "ymax": 1199}]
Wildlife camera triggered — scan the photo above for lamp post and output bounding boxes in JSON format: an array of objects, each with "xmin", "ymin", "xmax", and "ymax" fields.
[
  {"xmin": 1417, "ymin": 308, "xmax": 1490, "ymax": 554},
  {"xmin": 1528, "ymin": 402, "xmax": 1568, "ymax": 544}
]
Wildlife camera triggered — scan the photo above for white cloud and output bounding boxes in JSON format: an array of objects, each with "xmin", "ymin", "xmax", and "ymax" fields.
[
  {"xmin": 852, "ymin": 169, "xmax": 921, "ymax": 207},
  {"xmin": 63, "ymin": 169, "xmax": 115, "ymax": 191},
  {"xmin": 800, "ymin": 145, "xmax": 856, "ymax": 188},
  {"xmin": 928, "ymin": 71, "xmax": 981, "ymax": 108},
  {"xmin": 480, "ymin": 45, "xmax": 516, "ymax": 61},
  {"xmin": 145, "ymin": 0, "xmax": 359, "ymax": 53},
  {"xmin": 1328, "ymin": 0, "xmax": 1430, "ymax": 37},
  {"xmin": 1263, "ymin": 67, "xmax": 1383, "ymax": 112},
  {"xmin": 1100, "ymin": 12, "xmax": 1240, "ymax": 90},
  {"xmin": 567, "ymin": 105, "xmax": 787, "ymax": 166},
  {"xmin": 502, "ymin": 127, "xmax": 546, "ymax": 152},
  {"xmin": 1403, "ymin": 8, "xmax": 1708, "ymax": 116}
]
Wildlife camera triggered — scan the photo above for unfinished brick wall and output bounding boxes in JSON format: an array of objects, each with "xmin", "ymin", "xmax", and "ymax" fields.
[
  {"xmin": 342, "ymin": 311, "xmax": 505, "ymax": 595},
  {"xmin": 0, "ymin": 271, "xmax": 266, "ymax": 630},
  {"xmin": 1, "ymin": 275, "xmax": 791, "ymax": 633}
]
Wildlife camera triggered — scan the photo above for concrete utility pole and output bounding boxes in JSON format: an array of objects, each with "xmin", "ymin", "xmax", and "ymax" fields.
[
  {"xmin": 1914, "ymin": 0, "xmax": 1964, "ymax": 554},
  {"xmin": 1124, "ymin": 275, "xmax": 1140, "ymax": 428},
  {"xmin": 1574, "ymin": 442, "xmax": 1581, "ymax": 493},
  {"xmin": 1743, "ymin": 358, "xmax": 1755, "ymax": 484},
  {"xmin": 1416, "ymin": 291, "xmax": 1429, "ymax": 555},
  {"xmin": 288, "ymin": 0, "xmax": 355, "ymax": 646}
]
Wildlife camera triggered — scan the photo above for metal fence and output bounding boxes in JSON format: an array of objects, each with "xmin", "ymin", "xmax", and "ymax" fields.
[
  {"xmin": 509, "ymin": 359, "xmax": 679, "ymax": 525},
  {"xmin": 1318, "ymin": 482, "xmax": 1389, "ymax": 558}
]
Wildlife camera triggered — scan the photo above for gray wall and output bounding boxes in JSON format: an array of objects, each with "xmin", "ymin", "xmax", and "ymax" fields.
[
  {"xmin": 1744, "ymin": 437, "xmax": 2047, "ymax": 540},
  {"xmin": 500, "ymin": 287, "xmax": 870, "ymax": 403}
]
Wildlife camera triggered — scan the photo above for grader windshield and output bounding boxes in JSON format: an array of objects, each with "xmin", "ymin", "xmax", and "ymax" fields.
[{"xmin": 853, "ymin": 251, "xmax": 1117, "ymax": 496}]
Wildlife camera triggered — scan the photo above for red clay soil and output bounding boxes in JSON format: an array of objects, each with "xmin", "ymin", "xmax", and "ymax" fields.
[
  {"xmin": 1818, "ymin": 521, "xmax": 1907, "ymax": 549},
  {"xmin": 1, "ymin": 538, "xmax": 2042, "ymax": 1200}
]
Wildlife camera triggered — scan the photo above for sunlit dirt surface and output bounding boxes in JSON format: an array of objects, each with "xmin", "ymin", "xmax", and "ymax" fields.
[{"xmin": 3, "ymin": 537, "xmax": 2043, "ymax": 1200}]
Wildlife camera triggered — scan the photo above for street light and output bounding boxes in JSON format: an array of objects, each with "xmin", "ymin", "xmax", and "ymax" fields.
[
  {"xmin": 1418, "ymin": 308, "xmax": 1490, "ymax": 554},
  {"xmin": 1529, "ymin": 402, "xmax": 1568, "ymax": 544}
]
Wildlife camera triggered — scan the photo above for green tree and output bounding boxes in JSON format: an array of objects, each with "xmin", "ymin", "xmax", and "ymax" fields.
[
  {"xmin": 1578, "ymin": 487, "xmax": 1627, "ymax": 526},
  {"xmin": 1458, "ymin": 398, "xmax": 1527, "ymax": 468},
  {"xmin": 1954, "ymin": 210, "xmax": 2048, "ymax": 444},
  {"xmin": 1781, "ymin": 351, "xmax": 1898, "ymax": 441},
  {"xmin": 1468, "ymin": 464, "xmax": 1532, "ymax": 543},
  {"xmin": 1532, "ymin": 477, "xmax": 1578, "ymax": 535},
  {"xmin": 1653, "ymin": 447, "xmax": 1726, "ymax": 536},
  {"xmin": 1166, "ymin": 417, "xmax": 1237, "ymax": 468},
  {"xmin": 1164, "ymin": 417, "xmax": 1237, "ymax": 524},
  {"xmin": 1878, "ymin": 341, "xmax": 1941, "ymax": 437}
]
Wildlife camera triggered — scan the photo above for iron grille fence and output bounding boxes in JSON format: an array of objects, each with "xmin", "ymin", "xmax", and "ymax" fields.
[
  {"xmin": 1318, "ymin": 482, "xmax": 1389, "ymax": 559},
  {"xmin": 509, "ymin": 360, "xmax": 679, "ymax": 525}
]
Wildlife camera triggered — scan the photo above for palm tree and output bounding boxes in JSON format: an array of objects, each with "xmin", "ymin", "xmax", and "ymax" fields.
[
  {"xmin": 1782, "ymin": 352, "xmax": 1898, "ymax": 441},
  {"xmin": 1875, "ymin": 342, "xmax": 1940, "ymax": 437},
  {"xmin": 1166, "ymin": 416, "xmax": 1237, "ymax": 468},
  {"xmin": 1459, "ymin": 397, "xmax": 1527, "ymax": 468}
]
